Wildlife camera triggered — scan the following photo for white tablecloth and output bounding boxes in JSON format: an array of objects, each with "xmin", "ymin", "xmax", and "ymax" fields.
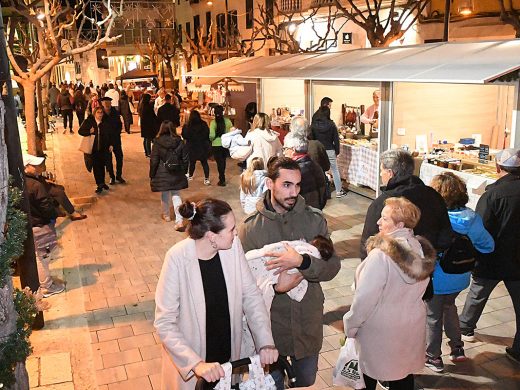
[
  {"xmin": 419, "ymin": 162, "xmax": 496, "ymax": 210},
  {"xmin": 337, "ymin": 144, "xmax": 379, "ymax": 191}
]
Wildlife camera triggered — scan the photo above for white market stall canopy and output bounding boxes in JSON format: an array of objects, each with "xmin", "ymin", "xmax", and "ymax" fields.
[
  {"xmin": 187, "ymin": 77, "xmax": 245, "ymax": 92},
  {"xmin": 187, "ymin": 39, "xmax": 520, "ymax": 84}
]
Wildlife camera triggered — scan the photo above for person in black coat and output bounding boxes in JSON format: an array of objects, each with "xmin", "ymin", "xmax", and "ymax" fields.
[
  {"xmin": 100, "ymin": 96, "xmax": 126, "ymax": 184},
  {"xmin": 283, "ymin": 132, "xmax": 327, "ymax": 210},
  {"xmin": 150, "ymin": 121, "xmax": 189, "ymax": 231},
  {"xmin": 181, "ymin": 110, "xmax": 210, "ymax": 182},
  {"xmin": 140, "ymin": 93, "xmax": 159, "ymax": 158},
  {"xmin": 360, "ymin": 149, "xmax": 452, "ymax": 259},
  {"xmin": 157, "ymin": 94, "xmax": 180, "ymax": 127},
  {"xmin": 79, "ymin": 107, "xmax": 113, "ymax": 193},
  {"xmin": 459, "ymin": 148, "xmax": 520, "ymax": 362},
  {"xmin": 119, "ymin": 90, "xmax": 134, "ymax": 134},
  {"xmin": 310, "ymin": 98, "xmax": 347, "ymax": 198}
]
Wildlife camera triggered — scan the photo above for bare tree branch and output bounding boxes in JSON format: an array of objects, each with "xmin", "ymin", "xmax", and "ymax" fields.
[{"xmin": 498, "ymin": 0, "xmax": 520, "ymax": 38}]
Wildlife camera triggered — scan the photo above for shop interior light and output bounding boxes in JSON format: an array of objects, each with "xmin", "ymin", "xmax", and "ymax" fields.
[
  {"xmin": 207, "ymin": 1, "xmax": 213, "ymax": 5},
  {"xmin": 288, "ymin": 23, "xmax": 297, "ymax": 34},
  {"xmin": 458, "ymin": 0, "xmax": 473, "ymax": 16}
]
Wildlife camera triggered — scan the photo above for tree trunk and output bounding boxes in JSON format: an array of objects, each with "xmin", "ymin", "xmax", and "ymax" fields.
[
  {"xmin": 20, "ymin": 81, "xmax": 40, "ymax": 156},
  {"xmin": 0, "ymin": 95, "xmax": 30, "ymax": 390},
  {"xmin": 41, "ymin": 74, "xmax": 50, "ymax": 145},
  {"xmin": 36, "ymin": 80, "xmax": 46, "ymax": 151},
  {"xmin": 166, "ymin": 60, "xmax": 174, "ymax": 90}
]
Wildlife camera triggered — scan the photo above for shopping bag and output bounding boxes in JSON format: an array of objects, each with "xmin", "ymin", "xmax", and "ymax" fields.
[
  {"xmin": 332, "ymin": 338, "xmax": 365, "ymax": 389},
  {"xmin": 78, "ymin": 135, "xmax": 95, "ymax": 154},
  {"xmin": 212, "ymin": 355, "xmax": 276, "ymax": 390}
]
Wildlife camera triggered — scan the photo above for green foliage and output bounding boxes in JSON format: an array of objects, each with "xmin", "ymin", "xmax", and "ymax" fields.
[
  {"xmin": 0, "ymin": 182, "xmax": 28, "ymax": 282},
  {"xmin": 0, "ymin": 180, "xmax": 35, "ymax": 388}
]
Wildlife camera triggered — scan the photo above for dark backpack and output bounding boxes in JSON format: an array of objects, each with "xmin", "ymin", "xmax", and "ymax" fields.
[
  {"xmin": 440, "ymin": 232, "xmax": 477, "ymax": 274},
  {"xmin": 163, "ymin": 142, "xmax": 185, "ymax": 173}
]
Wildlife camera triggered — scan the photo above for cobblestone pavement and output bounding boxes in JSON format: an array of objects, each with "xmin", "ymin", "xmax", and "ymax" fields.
[{"xmin": 23, "ymin": 119, "xmax": 519, "ymax": 389}]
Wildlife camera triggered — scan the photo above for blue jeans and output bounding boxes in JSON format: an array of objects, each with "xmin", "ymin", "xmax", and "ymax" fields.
[
  {"xmin": 271, "ymin": 354, "xmax": 319, "ymax": 389},
  {"xmin": 161, "ymin": 190, "xmax": 182, "ymax": 223},
  {"xmin": 326, "ymin": 149, "xmax": 342, "ymax": 192}
]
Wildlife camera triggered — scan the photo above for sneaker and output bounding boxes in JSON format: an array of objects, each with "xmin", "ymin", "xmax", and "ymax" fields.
[
  {"xmin": 102, "ymin": 184, "xmax": 110, "ymax": 190},
  {"xmin": 377, "ymin": 381, "xmax": 389, "ymax": 390},
  {"xmin": 162, "ymin": 215, "xmax": 172, "ymax": 222},
  {"xmin": 461, "ymin": 330, "xmax": 475, "ymax": 342},
  {"xmin": 204, "ymin": 178, "xmax": 211, "ymax": 186},
  {"xmin": 217, "ymin": 181, "xmax": 226, "ymax": 187},
  {"xmin": 336, "ymin": 189, "xmax": 348, "ymax": 198},
  {"xmin": 506, "ymin": 347, "xmax": 520, "ymax": 364},
  {"xmin": 425, "ymin": 356, "xmax": 444, "ymax": 373},
  {"xmin": 109, "ymin": 177, "xmax": 116, "ymax": 185},
  {"xmin": 41, "ymin": 282, "xmax": 65, "ymax": 298},
  {"xmin": 116, "ymin": 176, "xmax": 126, "ymax": 184},
  {"xmin": 186, "ymin": 174, "xmax": 193, "ymax": 181},
  {"xmin": 174, "ymin": 222, "xmax": 186, "ymax": 232},
  {"xmin": 450, "ymin": 347, "xmax": 467, "ymax": 362},
  {"xmin": 95, "ymin": 186, "xmax": 103, "ymax": 194}
]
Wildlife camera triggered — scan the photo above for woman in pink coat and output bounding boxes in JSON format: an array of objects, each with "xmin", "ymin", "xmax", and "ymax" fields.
[
  {"xmin": 344, "ymin": 197, "xmax": 436, "ymax": 390},
  {"xmin": 154, "ymin": 198, "xmax": 278, "ymax": 390}
]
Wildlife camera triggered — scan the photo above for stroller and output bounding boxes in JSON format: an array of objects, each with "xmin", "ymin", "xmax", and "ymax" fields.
[{"xmin": 195, "ymin": 355, "xmax": 296, "ymax": 390}]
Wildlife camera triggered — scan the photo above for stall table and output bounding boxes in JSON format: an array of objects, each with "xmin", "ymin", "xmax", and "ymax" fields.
[
  {"xmin": 419, "ymin": 162, "xmax": 496, "ymax": 209},
  {"xmin": 337, "ymin": 144, "xmax": 379, "ymax": 191}
]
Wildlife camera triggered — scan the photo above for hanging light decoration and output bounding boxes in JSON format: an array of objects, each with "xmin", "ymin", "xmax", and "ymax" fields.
[{"xmin": 458, "ymin": 0, "xmax": 474, "ymax": 16}]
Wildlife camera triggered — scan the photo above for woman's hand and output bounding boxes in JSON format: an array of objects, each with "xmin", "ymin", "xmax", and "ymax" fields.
[
  {"xmin": 90, "ymin": 128, "xmax": 95, "ymax": 134},
  {"xmin": 273, "ymin": 270, "xmax": 304, "ymax": 293},
  {"xmin": 259, "ymin": 346, "xmax": 279, "ymax": 366},
  {"xmin": 193, "ymin": 361, "xmax": 225, "ymax": 383}
]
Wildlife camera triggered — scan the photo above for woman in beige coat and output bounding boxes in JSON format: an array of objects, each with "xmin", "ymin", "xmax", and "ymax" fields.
[
  {"xmin": 344, "ymin": 197, "xmax": 436, "ymax": 390},
  {"xmin": 154, "ymin": 198, "xmax": 278, "ymax": 390}
]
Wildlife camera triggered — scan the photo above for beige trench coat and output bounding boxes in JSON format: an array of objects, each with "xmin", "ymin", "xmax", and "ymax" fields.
[{"xmin": 154, "ymin": 237, "xmax": 274, "ymax": 390}]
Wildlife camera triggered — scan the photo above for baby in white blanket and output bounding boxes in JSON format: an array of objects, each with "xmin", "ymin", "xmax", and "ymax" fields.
[{"xmin": 241, "ymin": 236, "xmax": 334, "ymax": 357}]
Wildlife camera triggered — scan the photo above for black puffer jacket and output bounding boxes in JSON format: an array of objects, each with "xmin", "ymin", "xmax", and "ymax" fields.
[
  {"xmin": 474, "ymin": 173, "xmax": 520, "ymax": 280},
  {"xmin": 182, "ymin": 121, "xmax": 210, "ymax": 161},
  {"xmin": 311, "ymin": 110, "xmax": 340, "ymax": 155},
  {"xmin": 295, "ymin": 154, "xmax": 327, "ymax": 210},
  {"xmin": 25, "ymin": 173, "xmax": 58, "ymax": 227},
  {"xmin": 141, "ymin": 102, "xmax": 159, "ymax": 139},
  {"xmin": 360, "ymin": 174, "xmax": 453, "ymax": 259},
  {"xmin": 149, "ymin": 134, "xmax": 189, "ymax": 192},
  {"xmin": 157, "ymin": 102, "xmax": 180, "ymax": 127}
]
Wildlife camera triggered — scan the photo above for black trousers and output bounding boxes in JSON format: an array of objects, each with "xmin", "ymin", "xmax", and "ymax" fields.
[
  {"xmin": 363, "ymin": 374, "xmax": 414, "ymax": 390},
  {"xmin": 106, "ymin": 142, "xmax": 124, "ymax": 179},
  {"xmin": 44, "ymin": 182, "xmax": 75, "ymax": 214},
  {"xmin": 188, "ymin": 159, "xmax": 210, "ymax": 178},
  {"xmin": 62, "ymin": 109, "xmax": 73, "ymax": 130},
  {"xmin": 76, "ymin": 110, "xmax": 85, "ymax": 127},
  {"xmin": 92, "ymin": 151, "xmax": 108, "ymax": 186},
  {"xmin": 212, "ymin": 146, "xmax": 227, "ymax": 183}
]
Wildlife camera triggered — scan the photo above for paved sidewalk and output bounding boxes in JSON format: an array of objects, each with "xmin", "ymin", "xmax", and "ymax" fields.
[{"xmin": 23, "ymin": 119, "xmax": 519, "ymax": 389}]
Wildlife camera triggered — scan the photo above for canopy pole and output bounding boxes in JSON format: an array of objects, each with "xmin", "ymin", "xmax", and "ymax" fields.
[
  {"xmin": 377, "ymin": 81, "xmax": 394, "ymax": 196},
  {"xmin": 512, "ymin": 80, "xmax": 520, "ymax": 149},
  {"xmin": 305, "ymin": 80, "xmax": 312, "ymax": 122}
]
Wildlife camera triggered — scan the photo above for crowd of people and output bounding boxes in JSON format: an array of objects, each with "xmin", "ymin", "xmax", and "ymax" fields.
[{"xmin": 22, "ymin": 86, "xmax": 520, "ymax": 390}]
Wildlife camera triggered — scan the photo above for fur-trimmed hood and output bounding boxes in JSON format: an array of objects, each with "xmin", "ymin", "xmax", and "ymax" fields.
[{"xmin": 366, "ymin": 228, "xmax": 436, "ymax": 282}]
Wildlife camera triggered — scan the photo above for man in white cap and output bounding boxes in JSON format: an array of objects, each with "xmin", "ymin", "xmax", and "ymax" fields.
[
  {"xmin": 24, "ymin": 154, "xmax": 66, "ymax": 297},
  {"xmin": 459, "ymin": 148, "xmax": 520, "ymax": 364}
]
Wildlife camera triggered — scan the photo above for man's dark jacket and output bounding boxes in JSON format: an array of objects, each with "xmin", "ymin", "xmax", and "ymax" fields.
[
  {"xmin": 360, "ymin": 174, "xmax": 452, "ymax": 259},
  {"xmin": 103, "ymin": 107, "xmax": 123, "ymax": 146},
  {"xmin": 157, "ymin": 102, "xmax": 180, "ymax": 127},
  {"xmin": 474, "ymin": 173, "xmax": 520, "ymax": 280},
  {"xmin": 294, "ymin": 154, "xmax": 327, "ymax": 210},
  {"xmin": 25, "ymin": 173, "xmax": 58, "ymax": 227}
]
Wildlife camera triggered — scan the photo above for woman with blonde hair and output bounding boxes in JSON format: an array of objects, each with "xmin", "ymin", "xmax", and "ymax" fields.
[
  {"xmin": 245, "ymin": 113, "xmax": 282, "ymax": 167},
  {"xmin": 344, "ymin": 197, "xmax": 436, "ymax": 390},
  {"xmin": 240, "ymin": 157, "xmax": 267, "ymax": 214}
]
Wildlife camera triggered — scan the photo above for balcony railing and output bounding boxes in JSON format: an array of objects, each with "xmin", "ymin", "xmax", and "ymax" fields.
[
  {"xmin": 279, "ymin": 0, "xmax": 302, "ymax": 12},
  {"xmin": 311, "ymin": 0, "xmax": 334, "ymax": 7}
]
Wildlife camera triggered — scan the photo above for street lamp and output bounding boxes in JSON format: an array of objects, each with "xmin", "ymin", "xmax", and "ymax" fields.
[{"xmin": 443, "ymin": 0, "xmax": 474, "ymax": 42}]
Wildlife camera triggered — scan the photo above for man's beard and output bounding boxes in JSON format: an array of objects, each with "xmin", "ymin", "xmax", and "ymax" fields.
[{"xmin": 273, "ymin": 194, "xmax": 297, "ymax": 212}]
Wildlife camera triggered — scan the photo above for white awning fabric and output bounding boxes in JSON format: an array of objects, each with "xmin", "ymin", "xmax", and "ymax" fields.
[{"xmin": 187, "ymin": 39, "xmax": 520, "ymax": 84}]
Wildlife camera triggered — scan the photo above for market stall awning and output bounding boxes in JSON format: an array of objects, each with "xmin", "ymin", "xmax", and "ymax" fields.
[
  {"xmin": 187, "ymin": 39, "xmax": 520, "ymax": 84},
  {"xmin": 187, "ymin": 77, "xmax": 245, "ymax": 92},
  {"xmin": 116, "ymin": 69, "xmax": 158, "ymax": 81}
]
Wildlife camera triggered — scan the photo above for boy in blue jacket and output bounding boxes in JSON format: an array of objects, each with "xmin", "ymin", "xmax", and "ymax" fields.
[{"xmin": 425, "ymin": 172, "xmax": 494, "ymax": 372}]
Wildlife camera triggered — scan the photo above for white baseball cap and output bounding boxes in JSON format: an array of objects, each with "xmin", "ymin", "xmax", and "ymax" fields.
[{"xmin": 22, "ymin": 154, "xmax": 45, "ymax": 166}]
